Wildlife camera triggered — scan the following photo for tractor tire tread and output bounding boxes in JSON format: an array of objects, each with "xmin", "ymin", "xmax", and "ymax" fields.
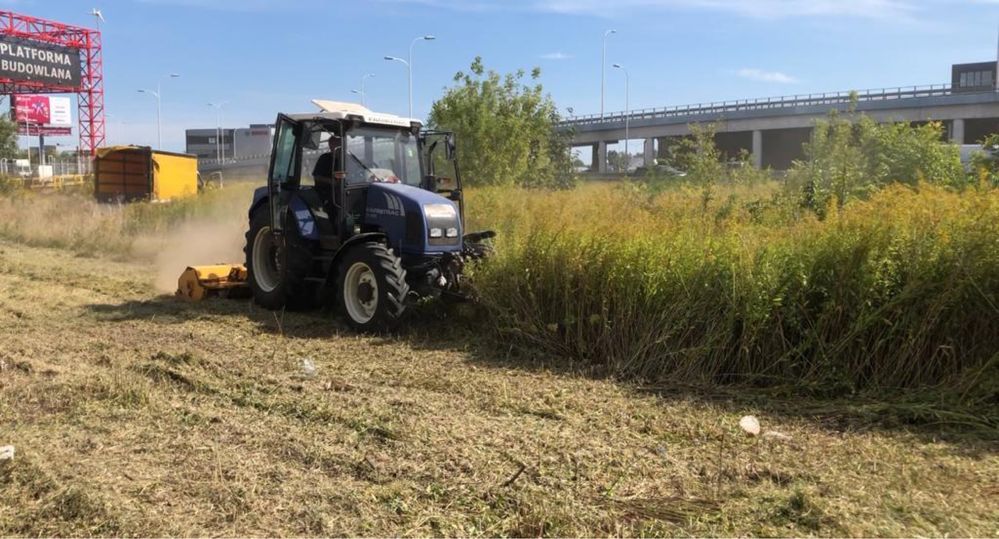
[{"xmin": 338, "ymin": 241, "xmax": 409, "ymax": 330}]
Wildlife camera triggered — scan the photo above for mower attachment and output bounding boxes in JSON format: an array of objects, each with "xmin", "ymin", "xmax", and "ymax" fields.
[{"xmin": 176, "ymin": 264, "xmax": 250, "ymax": 301}]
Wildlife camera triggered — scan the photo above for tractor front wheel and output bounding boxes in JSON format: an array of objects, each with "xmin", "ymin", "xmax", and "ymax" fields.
[{"xmin": 337, "ymin": 242, "xmax": 409, "ymax": 331}]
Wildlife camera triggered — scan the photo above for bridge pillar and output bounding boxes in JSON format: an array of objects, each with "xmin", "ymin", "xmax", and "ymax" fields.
[
  {"xmin": 595, "ymin": 141, "xmax": 608, "ymax": 174},
  {"xmin": 751, "ymin": 130, "xmax": 763, "ymax": 168},
  {"xmin": 951, "ymin": 119, "xmax": 965, "ymax": 144},
  {"xmin": 643, "ymin": 138, "xmax": 655, "ymax": 167}
]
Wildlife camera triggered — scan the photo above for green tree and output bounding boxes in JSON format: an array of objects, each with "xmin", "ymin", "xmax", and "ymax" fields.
[
  {"xmin": 0, "ymin": 117, "xmax": 19, "ymax": 160},
  {"xmin": 970, "ymin": 133, "xmax": 999, "ymax": 187},
  {"xmin": 795, "ymin": 110, "xmax": 868, "ymax": 213},
  {"xmin": 792, "ymin": 110, "xmax": 967, "ymax": 214},
  {"xmin": 676, "ymin": 123, "xmax": 725, "ymax": 186},
  {"xmin": 606, "ymin": 150, "xmax": 630, "ymax": 173},
  {"xmin": 427, "ymin": 57, "xmax": 574, "ymax": 188}
]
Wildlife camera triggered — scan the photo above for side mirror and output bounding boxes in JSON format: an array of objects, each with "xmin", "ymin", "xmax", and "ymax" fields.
[
  {"xmin": 445, "ymin": 134, "xmax": 456, "ymax": 160},
  {"xmin": 435, "ymin": 176, "xmax": 458, "ymax": 192}
]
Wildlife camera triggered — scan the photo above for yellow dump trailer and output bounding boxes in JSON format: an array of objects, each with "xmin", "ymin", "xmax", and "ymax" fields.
[{"xmin": 94, "ymin": 146, "xmax": 198, "ymax": 202}]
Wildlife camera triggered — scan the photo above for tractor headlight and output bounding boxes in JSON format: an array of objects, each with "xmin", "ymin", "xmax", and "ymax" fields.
[{"xmin": 425, "ymin": 203, "xmax": 459, "ymax": 245}]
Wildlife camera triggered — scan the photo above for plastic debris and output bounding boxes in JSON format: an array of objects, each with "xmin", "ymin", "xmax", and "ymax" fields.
[
  {"xmin": 763, "ymin": 430, "xmax": 793, "ymax": 442},
  {"xmin": 739, "ymin": 415, "xmax": 761, "ymax": 437},
  {"xmin": 300, "ymin": 358, "xmax": 317, "ymax": 377},
  {"xmin": 0, "ymin": 445, "xmax": 14, "ymax": 461}
]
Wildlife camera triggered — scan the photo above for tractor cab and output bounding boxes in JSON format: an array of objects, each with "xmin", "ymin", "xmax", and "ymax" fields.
[{"xmin": 244, "ymin": 101, "xmax": 492, "ymax": 331}]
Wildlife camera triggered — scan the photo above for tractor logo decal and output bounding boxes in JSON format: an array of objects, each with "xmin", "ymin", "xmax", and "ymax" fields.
[
  {"xmin": 367, "ymin": 192, "xmax": 406, "ymax": 218},
  {"xmin": 294, "ymin": 208, "xmax": 315, "ymax": 236}
]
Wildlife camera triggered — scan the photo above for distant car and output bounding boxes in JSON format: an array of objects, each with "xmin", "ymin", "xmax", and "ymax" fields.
[
  {"xmin": 634, "ymin": 162, "xmax": 687, "ymax": 178},
  {"xmin": 14, "ymin": 159, "xmax": 31, "ymax": 177}
]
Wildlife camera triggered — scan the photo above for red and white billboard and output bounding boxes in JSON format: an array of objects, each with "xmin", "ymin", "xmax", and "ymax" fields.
[
  {"xmin": 11, "ymin": 94, "xmax": 71, "ymax": 135},
  {"xmin": 13, "ymin": 94, "xmax": 71, "ymax": 126}
]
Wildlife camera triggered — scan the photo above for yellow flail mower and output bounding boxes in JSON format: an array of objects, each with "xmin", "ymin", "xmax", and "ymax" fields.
[{"xmin": 176, "ymin": 264, "xmax": 250, "ymax": 301}]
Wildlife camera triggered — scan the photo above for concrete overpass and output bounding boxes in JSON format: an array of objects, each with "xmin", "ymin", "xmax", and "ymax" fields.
[{"xmin": 563, "ymin": 84, "xmax": 999, "ymax": 172}]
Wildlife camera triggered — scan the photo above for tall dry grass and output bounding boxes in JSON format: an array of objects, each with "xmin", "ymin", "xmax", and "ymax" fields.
[
  {"xmin": 0, "ymin": 184, "xmax": 256, "ymax": 291},
  {"xmin": 2, "ymin": 179, "xmax": 997, "ymax": 396},
  {"xmin": 466, "ymin": 181, "xmax": 999, "ymax": 395}
]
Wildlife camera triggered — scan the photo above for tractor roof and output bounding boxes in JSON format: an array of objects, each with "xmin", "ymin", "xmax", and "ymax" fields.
[{"xmin": 284, "ymin": 100, "xmax": 422, "ymax": 128}]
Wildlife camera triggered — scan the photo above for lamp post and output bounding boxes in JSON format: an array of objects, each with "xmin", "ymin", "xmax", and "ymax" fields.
[
  {"xmin": 601, "ymin": 29, "xmax": 617, "ymax": 119},
  {"xmin": 612, "ymin": 63, "xmax": 629, "ymax": 171},
  {"xmin": 359, "ymin": 72, "xmax": 375, "ymax": 106},
  {"xmin": 386, "ymin": 35, "xmax": 434, "ymax": 118},
  {"xmin": 90, "ymin": 8, "xmax": 104, "ymax": 30},
  {"xmin": 208, "ymin": 101, "xmax": 226, "ymax": 168},
  {"xmin": 138, "ymin": 73, "xmax": 179, "ymax": 149},
  {"xmin": 383, "ymin": 55, "xmax": 409, "ymax": 115}
]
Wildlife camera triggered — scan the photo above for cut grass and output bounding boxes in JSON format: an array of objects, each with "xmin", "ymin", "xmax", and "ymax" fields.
[{"xmin": 1, "ymin": 240, "xmax": 997, "ymax": 536}]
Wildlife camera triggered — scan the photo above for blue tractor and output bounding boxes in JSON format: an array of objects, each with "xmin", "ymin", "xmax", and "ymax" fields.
[{"xmin": 244, "ymin": 101, "xmax": 493, "ymax": 330}]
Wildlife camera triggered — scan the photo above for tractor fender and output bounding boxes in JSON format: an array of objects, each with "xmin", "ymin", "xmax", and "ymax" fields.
[
  {"xmin": 324, "ymin": 232, "xmax": 388, "ymax": 285},
  {"xmin": 247, "ymin": 188, "xmax": 320, "ymax": 241},
  {"xmin": 248, "ymin": 187, "xmax": 268, "ymax": 218}
]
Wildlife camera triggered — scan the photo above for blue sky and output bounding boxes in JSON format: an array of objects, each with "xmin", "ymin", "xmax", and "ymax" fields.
[{"xmin": 8, "ymin": 0, "xmax": 999, "ymax": 151}]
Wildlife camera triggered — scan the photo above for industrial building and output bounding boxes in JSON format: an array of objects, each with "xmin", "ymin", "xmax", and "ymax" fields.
[{"xmin": 185, "ymin": 124, "xmax": 274, "ymax": 177}]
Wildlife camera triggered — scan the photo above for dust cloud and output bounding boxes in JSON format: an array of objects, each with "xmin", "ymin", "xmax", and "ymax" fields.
[{"xmin": 139, "ymin": 218, "xmax": 248, "ymax": 294}]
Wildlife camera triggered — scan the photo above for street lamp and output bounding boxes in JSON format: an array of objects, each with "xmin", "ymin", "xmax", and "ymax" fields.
[
  {"xmin": 386, "ymin": 34, "xmax": 434, "ymax": 118},
  {"xmin": 90, "ymin": 8, "xmax": 104, "ymax": 30},
  {"xmin": 612, "ymin": 63, "xmax": 629, "ymax": 171},
  {"xmin": 601, "ymin": 29, "xmax": 617, "ymax": 119},
  {"xmin": 137, "ymin": 72, "xmax": 179, "ymax": 149},
  {"xmin": 208, "ymin": 101, "xmax": 226, "ymax": 167},
  {"xmin": 383, "ymin": 55, "xmax": 409, "ymax": 115},
  {"xmin": 359, "ymin": 72, "xmax": 375, "ymax": 107}
]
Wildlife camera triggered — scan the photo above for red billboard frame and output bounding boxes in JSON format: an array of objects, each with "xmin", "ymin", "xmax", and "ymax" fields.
[{"xmin": 0, "ymin": 11, "xmax": 104, "ymax": 156}]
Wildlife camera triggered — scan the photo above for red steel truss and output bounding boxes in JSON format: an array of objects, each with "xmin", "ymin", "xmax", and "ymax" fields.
[{"xmin": 0, "ymin": 10, "xmax": 105, "ymax": 156}]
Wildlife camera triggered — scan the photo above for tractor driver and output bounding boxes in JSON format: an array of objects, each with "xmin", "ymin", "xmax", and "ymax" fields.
[{"xmin": 312, "ymin": 133, "xmax": 343, "ymax": 209}]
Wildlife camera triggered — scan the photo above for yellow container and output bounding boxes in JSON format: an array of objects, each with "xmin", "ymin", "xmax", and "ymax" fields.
[{"xmin": 94, "ymin": 146, "xmax": 198, "ymax": 202}]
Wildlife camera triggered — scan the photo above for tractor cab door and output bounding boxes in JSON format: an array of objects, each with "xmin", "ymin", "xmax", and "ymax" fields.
[
  {"xmin": 266, "ymin": 115, "xmax": 302, "ymax": 234},
  {"xmin": 420, "ymin": 131, "xmax": 465, "ymax": 225}
]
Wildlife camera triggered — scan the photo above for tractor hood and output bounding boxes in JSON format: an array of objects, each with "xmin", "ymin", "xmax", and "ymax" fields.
[{"xmin": 363, "ymin": 182, "xmax": 462, "ymax": 256}]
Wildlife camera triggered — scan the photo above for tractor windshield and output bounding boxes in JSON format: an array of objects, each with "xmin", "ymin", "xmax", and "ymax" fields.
[{"xmin": 344, "ymin": 126, "xmax": 422, "ymax": 186}]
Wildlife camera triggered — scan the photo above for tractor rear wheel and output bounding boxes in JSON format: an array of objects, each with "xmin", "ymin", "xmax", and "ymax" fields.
[
  {"xmin": 337, "ymin": 242, "xmax": 409, "ymax": 331},
  {"xmin": 244, "ymin": 208, "xmax": 315, "ymax": 310}
]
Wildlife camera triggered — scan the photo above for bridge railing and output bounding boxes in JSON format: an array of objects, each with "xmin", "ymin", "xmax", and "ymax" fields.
[{"xmin": 563, "ymin": 83, "xmax": 961, "ymax": 126}]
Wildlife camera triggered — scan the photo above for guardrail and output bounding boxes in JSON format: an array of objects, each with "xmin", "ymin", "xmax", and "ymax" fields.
[{"xmin": 562, "ymin": 83, "xmax": 975, "ymax": 126}]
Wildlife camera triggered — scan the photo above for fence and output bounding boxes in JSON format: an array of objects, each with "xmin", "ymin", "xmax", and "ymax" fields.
[
  {"xmin": 0, "ymin": 158, "xmax": 93, "ymax": 177},
  {"xmin": 1, "ymin": 174, "xmax": 90, "ymax": 190}
]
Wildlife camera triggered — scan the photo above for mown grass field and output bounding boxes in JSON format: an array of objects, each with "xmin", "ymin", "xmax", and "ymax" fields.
[{"xmin": 1, "ymin": 179, "xmax": 997, "ymax": 536}]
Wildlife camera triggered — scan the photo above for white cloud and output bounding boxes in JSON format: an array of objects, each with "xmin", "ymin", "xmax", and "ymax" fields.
[
  {"xmin": 540, "ymin": 51, "xmax": 573, "ymax": 60},
  {"xmin": 540, "ymin": 0, "xmax": 915, "ymax": 19},
  {"xmin": 382, "ymin": 0, "xmax": 919, "ymax": 20},
  {"xmin": 134, "ymin": 0, "xmax": 277, "ymax": 11},
  {"xmin": 736, "ymin": 68, "xmax": 799, "ymax": 83}
]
